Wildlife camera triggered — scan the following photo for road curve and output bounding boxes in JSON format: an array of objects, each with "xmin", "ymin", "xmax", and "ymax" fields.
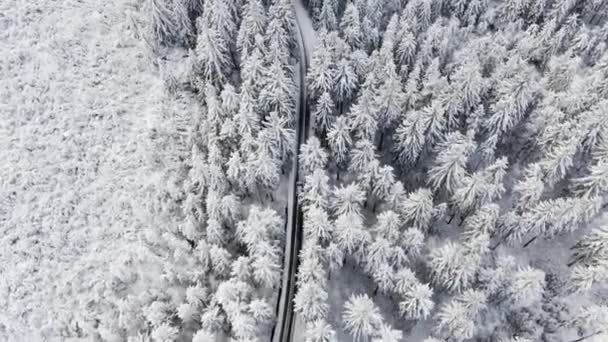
[{"xmin": 271, "ymin": 3, "xmax": 310, "ymax": 342}]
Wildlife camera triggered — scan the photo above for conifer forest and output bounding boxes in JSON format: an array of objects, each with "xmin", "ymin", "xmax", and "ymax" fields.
[{"xmin": 2, "ymin": 0, "xmax": 608, "ymax": 341}]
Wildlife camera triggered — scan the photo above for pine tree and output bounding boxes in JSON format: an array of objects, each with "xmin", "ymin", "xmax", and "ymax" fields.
[
  {"xmin": 452, "ymin": 157, "xmax": 507, "ymax": 215},
  {"xmin": 568, "ymin": 263, "xmax": 608, "ymax": 293},
  {"xmin": 247, "ymin": 300, "xmax": 272, "ymax": 325},
  {"xmin": 327, "ymin": 116, "xmax": 353, "ymax": 165},
  {"xmin": 513, "ymin": 163, "xmax": 545, "ymax": 211},
  {"xmin": 399, "ymin": 282, "xmax": 435, "ymax": 320},
  {"xmin": 303, "ymin": 169, "xmax": 331, "ymax": 210},
  {"xmin": 401, "ymin": 228, "xmax": 425, "ymax": 260},
  {"xmin": 305, "ymin": 319, "xmax": 337, "ymax": 342},
  {"xmin": 521, "ymin": 196, "xmax": 602, "ymax": 243},
  {"xmin": 333, "ymin": 58, "xmax": 358, "ymax": 109},
  {"xmin": 192, "ymin": 330, "xmax": 217, "ymax": 342},
  {"xmin": 350, "ymin": 139, "xmax": 378, "ymax": 174},
  {"xmin": 304, "ymin": 206, "xmax": 332, "ymax": 243},
  {"xmin": 259, "ymin": 62, "xmax": 296, "ymax": 123},
  {"xmin": 308, "ymin": 44, "xmax": 336, "ymax": 100},
  {"xmin": 316, "ymin": 0, "xmax": 338, "ymax": 31},
  {"xmin": 462, "ymin": 203, "xmax": 500, "ymax": 239},
  {"xmin": 326, "ymin": 242, "xmax": 345, "ymax": 273},
  {"xmin": 194, "ymin": 14, "xmax": 234, "ymax": 84},
  {"xmin": 427, "ymin": 131, "xmax": 476, "ymax": 194},
  {"xmin": 393, "ymin": 267, "xmax": 417, "ymax": 295},
  {"xmin": 375, "ymin": 61, "xmax": 404, "ymax": 132},
  {"xmin": 332, "ymin": 183, "xmax": 366, "ymax": 217},
  {"xmin": 372, "ymin": 324, "xmax": 403, "ymax": 342},
  {"xmin": 434, "ymin": 289, "xmax": 487, "ymax": 341},
  {"xmin": 396, "ymin": 21, "xmax": 417, "ymax": 68},
  {"xmin": 146, "ymin": 0, "xmax": 193, "ymax": 46},
  {"xmin": 334, "ymin": 213, "xmax": 371, "ymax": 259},
  {"xmin": 507, "ymin": 266, "xmax": 545, "ymax": 308},
  {"xmin": 399, "ymin": 188, "xmax": 434, "ymax": 231},
  {"xmin": 372, "ymin": 262, "xmax": 395, "ymax": 294},
  {"xmin": 573, "ymin": 158, "xmax": 608, "ymax": 198},
  {"xmin": 374, "ymin": 210, "xmax": 401, "ymax": 241},
  {"xmin": 483, "ymin": 56, "xmax": 538, "ymax": 142},
  {"xmin": 348, "ymin": 83, "xmax": 379, "ymax": 141},
  {"xmin": 294, "ymin": 281, "xmax": 329, "ymax": 322},
  {"xmin": 569, "ymin": 226, "xmax": 608, "ymax": 267},
  {"xmin": 340, "ymin": 2, "xmax": 362, "ymax": 48},
  {"xmin": 252, "ymin": 149, "xmax": 281, "ymax": 191},
  {"xmin": 429, "ymin": 234, "xmax": 489, "ymax": 292},
  {"xmin": 237, "ymin": 0, "xmax": 267, "ymax": 54},
  {"xmin": 343, "ymin": 294, "xmax": 383, "ymax": 342},
  {"xmin": 260, "ymin": 111, "xmax": 296, "ymax": 162},
  {"xmin": 300, "ymin": 137, "xmax": 329, "ymax": 176},
  {"xmin": 313, "ymin": 91, "xmax": 336, "ymax": 134}
]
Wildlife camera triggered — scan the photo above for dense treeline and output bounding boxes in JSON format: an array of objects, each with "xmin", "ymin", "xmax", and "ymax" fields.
[
  {"xmin": 138, "ymin": 0, "xmax": 302, "ymax": 340},
  {"xmin": 293, "ymin": 0, "xmax": 608, "ymax": 341},
  {"xmin": 139, "ymin": 0, "xmax": 608, "ymax": 340}
]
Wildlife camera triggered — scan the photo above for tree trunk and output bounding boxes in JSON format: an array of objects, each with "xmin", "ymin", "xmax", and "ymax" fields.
[
  {"xmin": 523, "ymin": 235, "xmax": 539, "ymax": 248},
  {"xmin": 447, "ymin": 213, "xmax": 456, "ymax": 224},
  {"xmin": 567, "ymin": 256, "xmax": 583, "ymax": 268},
  {"xmin": 491, "ymin": 227, "xmax": 516, "ymax": 250},
  {"xmin": 570, "ymin": 331, "xmax": 604, "ymax": 342}
]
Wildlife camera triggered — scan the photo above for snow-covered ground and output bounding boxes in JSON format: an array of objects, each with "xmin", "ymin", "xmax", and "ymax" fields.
[{"xmin": 0, "ymin": 0, "xmax": 180, "ymax": 339}]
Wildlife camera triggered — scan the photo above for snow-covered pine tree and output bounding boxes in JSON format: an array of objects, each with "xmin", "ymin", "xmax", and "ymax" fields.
[
  {"xmin": 304, "ymin": 205, "xmax": 332, "ymax": 243},
  {"xmin": 569, "ymin": 225, "xmax": 608, "ymax": 267},
  {"xmin": 313, "ymin": 91, "xmax": 336, "ymax": 135},
  {"xmin": 194, "ymin": 3, "xmax": 236, "ymax": 84},
  {"xmin": 305, "ymin": 319, "xmax": 337, "ymax": 342},
  {"xmin": 521, "ymin": 195, "xmax": 602, "ymax": 245},
  {"xmin": 333, "ymin": 58, "xmax": 359, "ymax": 111},
  {"xmin": 507, "ymin": 266, "xmax": 545, "ymax": 308},
  {"xmin": 513, "ymin": 163, "xmax": 545, "ymax": 212},
  {"xmin": 308, "ymin": 38, "xmax": 337, "ymax": 100},
  {"xmin": 303, "ymin": 169, "xmax": 332, "ymax": 210},
  {"xmin": 316, "ymin": 0, "xmax": 338, "ymax": 31},
  {"xmin": 300, "ymin": 136, "xmax": 329, "ymax": 176},
  {"xmin": 334, "ymin": 212, "xmax": 371, "ymax": 261},
  {"xmin": 236, "ymin": 0, "xmax": 267, "ymax": 54},
  {"xmin": 451, "ymin": 158, "xmax": 507, "ymax": 215},
  {"xmin": 146, "ymin": 0, "xmax": 193, "ymax": 47},
  {"xmin": 341, "ymin": 2, "xmax": 362, "ymax": 49},
  {"xmin": 399, "ymin": 281, "xmax": 435, "ymax": 320},
  {"xmin": 348, "ymin": 81, "xmax": 379, "ymax": 141},
  {"xmin": 332, "ymin": 183, "xmax": 366, "ymax": 217},
  {"xmin": 427, "ymin": 131, "xmax": 476, "ymax": 195},
  {"xmin": 327, "ymin": 116, "xmax": 353, "ymax": 166},
  {"xmin": 260, "ymin": 111, "xmax": 295, "ymax": 162},
  {"xmin": 398, "ymin": 188, "xmax": 434, "ymax": 231},
  {"xmin": 259, "ymin": 61, "xmax": 296, "ymax": 123},
  {"xmin": 294, "ymin": 281, "xmax": 330, "ymax": 322},
  {"xmin": 434, "ymin": 289, "xmax": 487, "ymax": 341},
  {"xmin": 429, "ymin": 233, "xmax": 489, "ymax": 292},
  {"xmin": 342, "ymin": 294, "xmax": 383, "ymax": 342}
]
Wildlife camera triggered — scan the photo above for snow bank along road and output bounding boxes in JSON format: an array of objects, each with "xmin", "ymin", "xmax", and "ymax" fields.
[{"xmin": 271, "ymin": 2, "xmax": 311, "ymax": 342}]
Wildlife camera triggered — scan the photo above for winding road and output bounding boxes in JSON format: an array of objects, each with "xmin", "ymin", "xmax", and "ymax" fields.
[{"xmin": 271, "ymin": 2, "xmax": 311, "ymax": 342}]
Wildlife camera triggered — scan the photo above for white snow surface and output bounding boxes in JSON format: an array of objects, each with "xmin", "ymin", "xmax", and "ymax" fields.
[{"xmin": 293, "ymin": 0, "xmax": 317, "ymax": 63}]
